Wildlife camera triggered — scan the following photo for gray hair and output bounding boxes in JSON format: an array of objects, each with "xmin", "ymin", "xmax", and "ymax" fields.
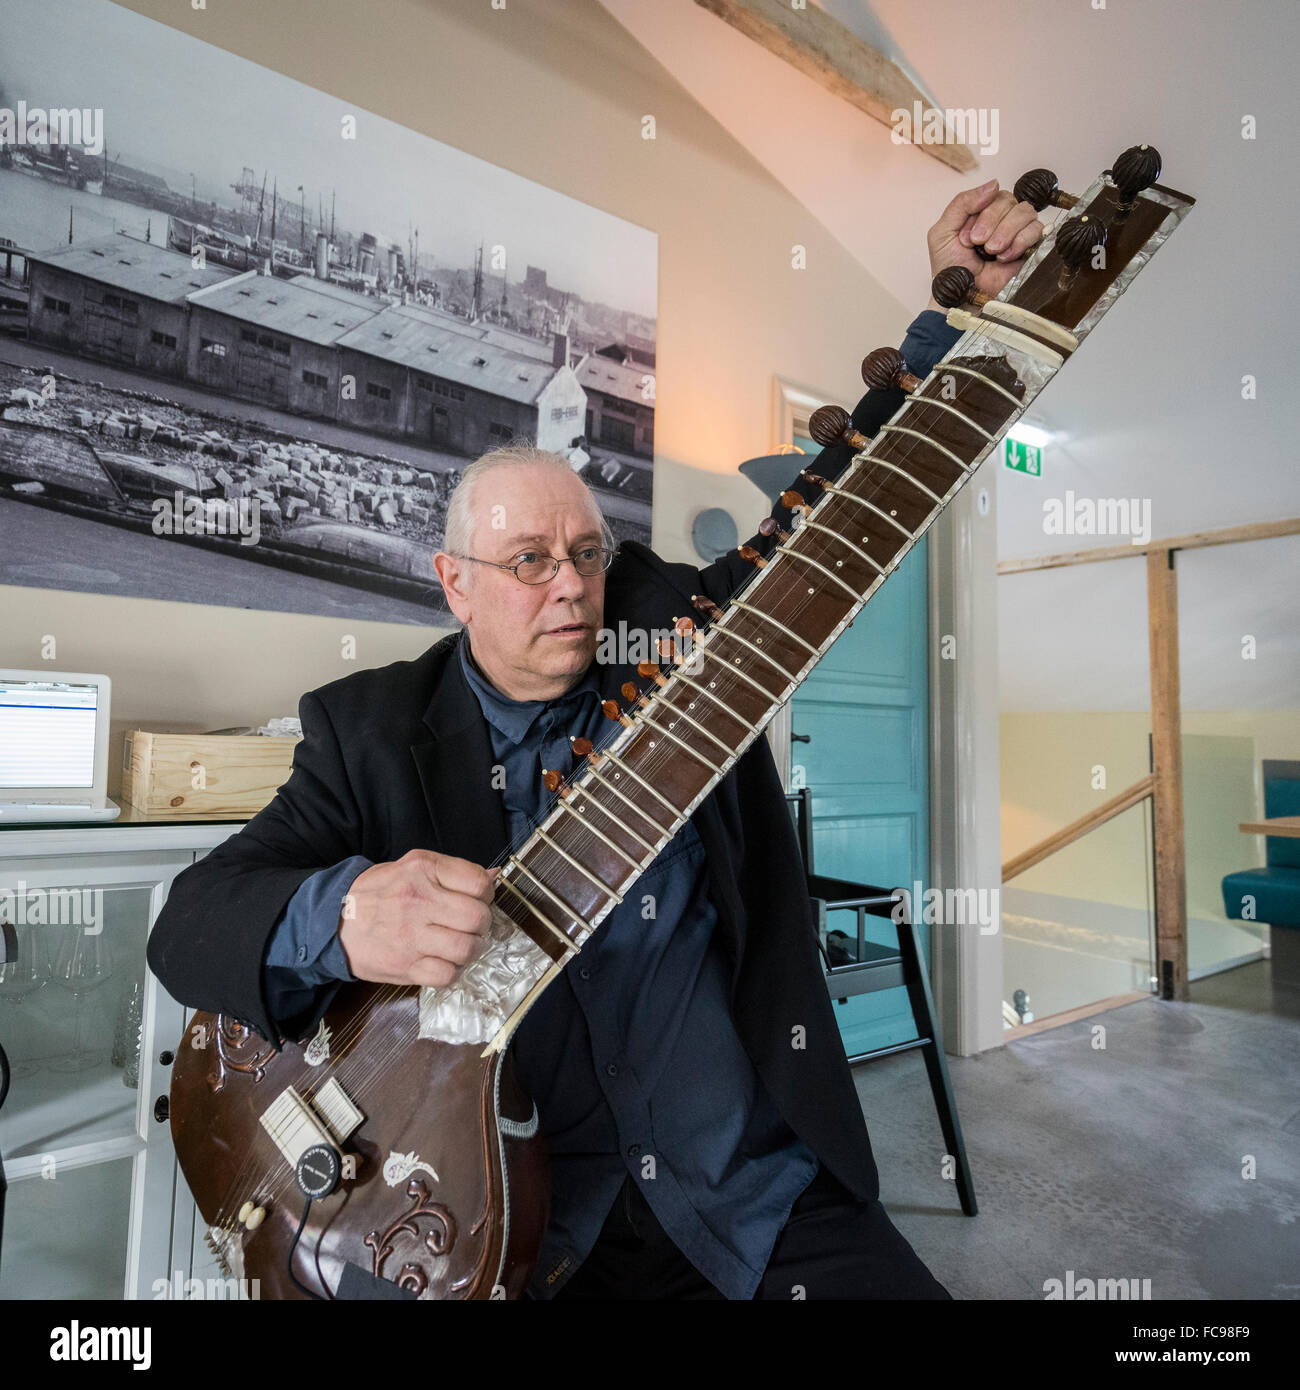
[{"xmin": 442, "ymin": 440, "xmax": 614, "ymax": 559}]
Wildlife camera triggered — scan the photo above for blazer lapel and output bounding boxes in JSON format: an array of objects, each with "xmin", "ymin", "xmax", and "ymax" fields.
[{"xmin": 409, "ymin": 631, "xmax": 510, "ymax": 865}]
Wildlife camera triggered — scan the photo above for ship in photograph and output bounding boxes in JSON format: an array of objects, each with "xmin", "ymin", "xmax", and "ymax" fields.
[{"xmin": 168, "ymin": 146, "xmax": 1195, "ymax": 1298}]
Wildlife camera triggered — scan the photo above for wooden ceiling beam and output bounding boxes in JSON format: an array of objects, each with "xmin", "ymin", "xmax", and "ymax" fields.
[{"xmin": 693, "ymin": 0, "xmax": 977, "ymax": 172}]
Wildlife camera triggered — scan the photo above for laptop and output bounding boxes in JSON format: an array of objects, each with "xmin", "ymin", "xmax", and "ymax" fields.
[{"xmin": 0, "ymin": 670, "xmax": 122, "ymax": 823}]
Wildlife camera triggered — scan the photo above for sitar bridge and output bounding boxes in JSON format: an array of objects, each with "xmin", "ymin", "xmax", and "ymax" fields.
[{"xmin": 259, "ymin": 1080, "xmax": 364, "ymax": 1172}]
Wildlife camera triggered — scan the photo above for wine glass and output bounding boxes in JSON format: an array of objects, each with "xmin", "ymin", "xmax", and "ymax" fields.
[
  {"xmin": 50, "ymin": 920, "xmax": 115, "ymax": 1072},
  {"xmin": 0, "ymin": 918, "xmax": 51, "ymax": 1078}
]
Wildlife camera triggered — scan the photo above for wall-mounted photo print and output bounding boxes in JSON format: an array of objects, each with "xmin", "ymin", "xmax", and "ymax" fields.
[{"xmin": 0, "ymin": 0, "xmax": 657, "ymax": 625}]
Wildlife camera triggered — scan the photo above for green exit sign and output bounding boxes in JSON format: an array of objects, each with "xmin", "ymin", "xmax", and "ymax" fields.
[{"xmin": 1005, "ymin": 438, "xmax": 1042, "ymax": 476}]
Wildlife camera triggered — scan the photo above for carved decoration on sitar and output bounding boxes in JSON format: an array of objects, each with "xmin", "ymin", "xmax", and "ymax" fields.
[
  {"xmin": 364, "ymin": 1178, "xmax": 458, "ymax": 1297},
  {"xmin": 210, "ymin": 1014, "xmax": 275, "ymax": 1092}
]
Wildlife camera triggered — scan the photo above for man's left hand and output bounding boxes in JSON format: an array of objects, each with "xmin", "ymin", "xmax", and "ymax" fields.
[{"xmin": 925, "ymin": 179, "xmax": 1045, "ymax": 310}]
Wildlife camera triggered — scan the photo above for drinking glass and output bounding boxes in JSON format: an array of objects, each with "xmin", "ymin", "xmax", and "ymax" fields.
[{"xmin": 50, "ymin": 920, "xmax": 115, "ymax": 1072}]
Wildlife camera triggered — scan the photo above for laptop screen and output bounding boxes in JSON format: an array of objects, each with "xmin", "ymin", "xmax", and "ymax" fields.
[{"xmin": 0, "ymin": 679, "xmax": 100, "ymax": 790}]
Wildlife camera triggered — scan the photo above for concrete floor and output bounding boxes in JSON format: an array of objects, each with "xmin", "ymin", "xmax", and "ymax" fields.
[{"xmin": 859, "ymin": 960, "xmax": 1300, "ymax": 1300}]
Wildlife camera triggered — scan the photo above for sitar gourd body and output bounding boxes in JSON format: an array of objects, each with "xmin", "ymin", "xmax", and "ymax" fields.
[{"xmin": 171, "ymin": 992, "xmax": 547, "ymax": 1299}]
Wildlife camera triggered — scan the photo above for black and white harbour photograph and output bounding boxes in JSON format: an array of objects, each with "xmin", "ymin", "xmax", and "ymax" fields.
[{"xmin": 0, "ymin": 0, "xmax": 658, "ymax": 624}]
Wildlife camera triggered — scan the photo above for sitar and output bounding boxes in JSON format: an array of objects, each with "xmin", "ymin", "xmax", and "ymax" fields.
[{"xmin": 169, "ymin": 146, "xmax": 1194, "ymax": 1298}]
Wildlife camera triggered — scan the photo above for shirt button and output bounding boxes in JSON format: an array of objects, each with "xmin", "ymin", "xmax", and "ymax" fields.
[
  {"xmin": 578, "ymin": 967, "xmax": 591, "ymax": 980},
  {"xmin": 627, "ymin": 1143, "xmax": 641, "ymax": 1158},
  {"xmin": 297, "ymin": 947, "xmax": 307, "ymax": 962},
  {"xmin": 606, "ymin": 1063, "xmax": 618, "ymax": 1077}
]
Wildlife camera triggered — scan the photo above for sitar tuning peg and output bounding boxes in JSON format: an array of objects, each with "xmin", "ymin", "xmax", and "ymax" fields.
[
  {"xmin": 759, "ymin": 516, "xmax": 791, "ymax": 543},
  {"xmin": 861, "ymin": 346, "xmax": 921, "ymax": 393},
  {"xmin": 1013, "ymin": 167, "xmax": 1079, "ymax": 212},
  {"xmin": 691, "ymin": 593, "xmax": 722, "ymax": 620},
  {"xmin": 1110, "ymin": 143, "xmax": 1161, "ymax": 211},
  {"xmin": 673, "ymin": 615, "xmax": 695, "ymax": 639},
  {"xmin": 932, "ymin": 265, "xmax": 989, "ymax": 311},
  {"xmin": 601, "ymin": 698, "xmax": 633, "ymax": 728},
  {"xmin": 799, "ymin": 470, "xmax": 827, "ymax": 492},
  {"xmin": 1055, "ymin": 213, "xmax": 1108, "ymax": 285},
  {"xmin": 620, "ymin": 680, "xmax": 641, "ymax": 703},
  {"xmin": 542, "ymin": 768, "xmax": 562, "ymax": 792},
  {"xmin": 738, "ymin": 544, "xmax": 767, "ymax": 570},
  {"xmin": 571, "ymin": 735, "xmax": 595, "ymax": 757},
  {"xmin": 808, "ymin": 404, "xmax": 869, "ymax": 452},
  {"xmin": 779, "ymin": 489, "xmax": 811, "ymax": 518},
  {"xmin": 638, "ymin": 659, "xmax": 669, "ymax": 687},
  {"xmin": 656, "ymin": 636, "xmax": 695, "ymax": 667}
]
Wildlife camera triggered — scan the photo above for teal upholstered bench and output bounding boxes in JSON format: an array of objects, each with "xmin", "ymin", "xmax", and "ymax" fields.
[{"xmin": 1222, "ymin": 759, "xmax": 1300, "ymax": 988}]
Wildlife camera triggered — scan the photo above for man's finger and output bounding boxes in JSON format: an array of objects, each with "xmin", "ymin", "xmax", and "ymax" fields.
[
  {"xmin": 966, "ymin": 190, "xmax": 1018, "ymax": 248},
  {"xmin": 420, "ymin": 887, "xmax": 493, "ymax": 939},
  {"xmin": 998, "ymin": 217, "xmax": 1046, "ymax": 263},
  {"xmin": 414, "ymin": 922, "xmax": 486, "ymax": 967},
  {"xmin": 932, "ymin": 180, "xmax": 999, "ymax": 241},
  {"xmin": 983, "ymin": 202, "xmax": 1040, "ymax": 256},
  {"xmin": 415, "ymin": 850, "xmax": 497, "ymax": 902}
]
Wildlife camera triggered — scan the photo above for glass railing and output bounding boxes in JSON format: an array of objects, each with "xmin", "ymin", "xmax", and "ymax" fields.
[{"xmin": 1002, "ymin": 795, "xmax": 1156, "ymax": 1023}]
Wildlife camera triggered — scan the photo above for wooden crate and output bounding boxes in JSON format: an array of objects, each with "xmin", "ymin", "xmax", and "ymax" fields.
[{"xmin": 121, "ymin": 731, "xmax": 300, "ymax": 818}]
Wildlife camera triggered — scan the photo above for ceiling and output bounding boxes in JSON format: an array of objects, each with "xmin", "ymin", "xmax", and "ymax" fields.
[{"xmin": 596, "ymin": 0, "xmax": 1299, "ymax": 711}]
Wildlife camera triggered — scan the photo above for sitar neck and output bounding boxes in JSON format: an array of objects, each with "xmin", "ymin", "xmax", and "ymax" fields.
[{"xmin": 482, "ymin": 149, "xmax": 1195, "ymax": 1031}]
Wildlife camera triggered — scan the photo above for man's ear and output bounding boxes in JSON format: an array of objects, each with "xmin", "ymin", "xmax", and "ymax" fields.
[{"xmin": 433, "ymin": 551, "xmax": 472, "ymax": 623}]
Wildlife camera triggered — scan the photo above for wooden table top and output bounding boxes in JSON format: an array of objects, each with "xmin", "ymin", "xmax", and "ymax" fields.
[{"xmin": 1239, "ymin": 816, "xmax": 1300, "ymax": 838}]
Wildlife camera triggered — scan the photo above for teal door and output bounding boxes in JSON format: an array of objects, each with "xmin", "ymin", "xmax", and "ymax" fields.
[{"xmin": 789, "ymin": 433, "xmax": 930, "ymax": 1056}]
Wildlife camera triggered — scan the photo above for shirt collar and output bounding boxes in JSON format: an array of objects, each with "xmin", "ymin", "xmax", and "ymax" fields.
[{"xmin": 458, "ymin": 630, "xmax": 601, "ymax": 747}]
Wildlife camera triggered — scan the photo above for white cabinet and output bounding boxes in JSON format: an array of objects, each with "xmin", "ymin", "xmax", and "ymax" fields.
[{"xmin": 0, "ymin": 813, "xmax": 243, "ymax": 1299}]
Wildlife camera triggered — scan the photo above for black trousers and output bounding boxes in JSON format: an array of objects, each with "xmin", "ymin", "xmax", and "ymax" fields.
[{"xmin": 552, "ymin": 1165, "xmax": 953, "ymax": 1300}]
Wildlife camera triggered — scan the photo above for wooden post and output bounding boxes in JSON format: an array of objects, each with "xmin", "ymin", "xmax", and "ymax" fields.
[{"xmin": 1147, "ymin": 548, "xmax": 1188, "ymax": 1000}]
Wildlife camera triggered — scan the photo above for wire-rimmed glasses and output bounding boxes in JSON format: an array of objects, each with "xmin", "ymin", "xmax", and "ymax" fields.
[{"xmin": 452, "ymin": 544, "xmax": 615, "ymax": 585}]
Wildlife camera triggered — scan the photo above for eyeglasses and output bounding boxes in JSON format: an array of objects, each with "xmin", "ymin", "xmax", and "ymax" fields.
[{"xmin": 453, "ymin": 544, "xmax": 616, "ymax": 585}]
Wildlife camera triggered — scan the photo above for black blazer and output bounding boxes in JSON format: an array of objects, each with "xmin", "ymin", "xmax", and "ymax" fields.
[{"xmin": 146, "ymin": 380, "xmax": 905, "ymax": 1205}]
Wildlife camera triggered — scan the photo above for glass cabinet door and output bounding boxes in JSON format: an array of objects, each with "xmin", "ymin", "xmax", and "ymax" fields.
[{"xmin": 0, "ymin": 854, "xmax": 193, "ymax": 1299}]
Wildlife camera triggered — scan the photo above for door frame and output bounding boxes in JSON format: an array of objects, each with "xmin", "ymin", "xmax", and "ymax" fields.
[{"xmin": 771, "ymin": 373, "xmax": 1000, "ymax": 1056}]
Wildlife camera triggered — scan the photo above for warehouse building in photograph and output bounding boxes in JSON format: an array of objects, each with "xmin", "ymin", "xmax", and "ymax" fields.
[
  {"xmin": 23, "ymin": 234, "xmax": 627, "ymax": 458},
  {"xmin": 576, "ymin": 350, "xmax": 654, "ymax": 458},
  {"xmin": 336, "ymin": 304, "xmax": 587, "ymax": 454},
  {"xmin": 26, "ymin": 239, "xmax": 234, "ymax": 379},
  {"xmin": 184, "ymin": 269, "xmax": 372, "ymax": 414}
]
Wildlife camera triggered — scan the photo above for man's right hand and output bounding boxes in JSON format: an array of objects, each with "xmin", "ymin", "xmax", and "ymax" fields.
[{"xmin": 337, "ymin": 849, "xmax": 499, "ymax": 988}]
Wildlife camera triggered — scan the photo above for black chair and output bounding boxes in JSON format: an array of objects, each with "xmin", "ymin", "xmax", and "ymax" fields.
[{"xmin": 785, "ymin": 788, "xmax": 977, "ymax": 1216}]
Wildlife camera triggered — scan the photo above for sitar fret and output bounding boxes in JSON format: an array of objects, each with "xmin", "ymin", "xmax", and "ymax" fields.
[
  {"xmin": 795, "ymin": 519, "xmax": 889, "ymax": 575},
  {"xmin": 552, "ymin": 792, "xmax": 644, "ymax": 872},
  {"xmin": 726, "ymin": 598, "xmax": 821, "ymax": 657},
  {"xmin": 666, "ymin": 669, "xmax": 761, "ymax": 739},
  {"xmin": 641, "ymin": 692, "xmax": 736, "ymax": 759}
]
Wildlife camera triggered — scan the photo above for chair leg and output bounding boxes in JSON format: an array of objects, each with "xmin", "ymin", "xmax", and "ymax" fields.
[{"xmin": 897, "ymin": 912, "xmax": 979, "ymax": 1216}]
